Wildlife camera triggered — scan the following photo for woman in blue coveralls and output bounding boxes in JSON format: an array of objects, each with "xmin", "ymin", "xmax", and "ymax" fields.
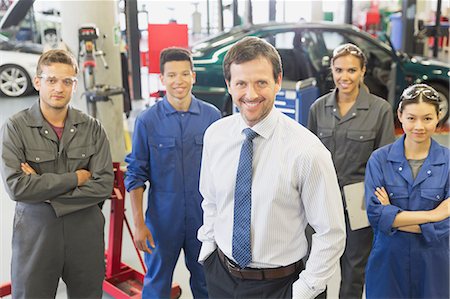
[{"xmin": 365, "ymin": 83, "xmax": 450, "ymax": 299}]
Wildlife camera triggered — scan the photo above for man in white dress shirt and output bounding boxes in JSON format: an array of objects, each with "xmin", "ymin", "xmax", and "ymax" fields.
[{"xmin": 197, "ymin": 36, "xmax": 346, "ymax": 298}]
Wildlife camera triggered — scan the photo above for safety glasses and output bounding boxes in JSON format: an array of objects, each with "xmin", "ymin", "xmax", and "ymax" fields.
[
  {"xmin": 332, "ymin": 43, "xmax": 364, "ymax": 59},
  {"xmin": 39, "ymin": 73, "xmax": 78, "ymax": 87},
  {"xmin": 400, "ymin": 84, "xmax": 440, "ymax": 102}
]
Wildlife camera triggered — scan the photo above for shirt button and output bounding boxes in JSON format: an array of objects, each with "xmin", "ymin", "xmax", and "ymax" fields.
[
  {"xmin": 159, "ymin": 144, "xmax": 163, "ymax": 147},
  {"xmin": 427, "ymin": 170, "xmax": 431, "ymax": 175},
  {"xmin": 389, "ymin": 193, "xmax": 394, "ymax": 197},
  {"xmin": 319, "ymin": 132, "xmax": 323, "ymax": 136},
  {"xmin": 436, "ymin": 195, "xmax": 440, "ymax": 199},
  {"xmin": 359, "ymin": 135, "xmax": 363, "ymax": 139},
  {"xmin": 398, "ymin": 167, "xmax": 403, "ymax": 171},
  {"xmin": 181, "ymin": 113, "xmax": 185, "ymax": 117},
  {"xmin": 44, "ymin": 130, "xmax": 49, "ymax": 134},
  {"xmin": 333, "ymin": 108, "xmax": 336, "ymax": 112},
  {"xmin": 81, "ymin": 153, "xmax": 86, "ymax": 157},
  {"xmin": 70, "ymin": 128, "xmax": 75, "ymax": 133},
  {"xmin": 352, "ymin": 112, "xmax": 356, "ymax": 116},
  {"xmin": 35, "ymin": 157, "xmax": 40, "ymax": 161}
]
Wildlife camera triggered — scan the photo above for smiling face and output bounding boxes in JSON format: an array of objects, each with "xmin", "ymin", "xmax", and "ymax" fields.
[
  {"xmin": 160, "ymin": 60, "xmax": 195, "ymax": 109},
  {"xmin": 34, "ymin": 63, "xmax": 77, "ymax": 113},
  {"xmin": 226, "ymin": 56, "xmax": 281, "ymax": 127},
  {"xmin": 398, "ymin": 101, "xmax": 440, "ymax": 145},
  {"xmin": 331, "ymin": 54, "xmax": 365, "ymax": 98}
]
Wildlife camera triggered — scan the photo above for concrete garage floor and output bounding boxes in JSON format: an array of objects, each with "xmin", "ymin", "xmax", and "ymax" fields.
[{"xmin": 0, "ymin": 95, "xmax": 448, "ymax": 299}]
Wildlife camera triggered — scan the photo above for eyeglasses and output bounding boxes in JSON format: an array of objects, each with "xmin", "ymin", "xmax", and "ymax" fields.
[
  {"xmin": 400, "ymin": 84, "xmax": 440, "ymax": 102},
  {"xmin": 332, "ymin": 43, "xmax": 364, "ymax": 58},
  {"xmin": 38, "ymin": 73, "xmax": 78, "ymax": 87}
]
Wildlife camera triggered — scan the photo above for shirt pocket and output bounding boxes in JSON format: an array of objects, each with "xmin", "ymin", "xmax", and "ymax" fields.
[
  {"xmin": 346, "ymin": 129, "xmax": 376, "ymax": 162},
  {"xmin": 66, "ymin": 145, "xmax": 96, "ymax": 171},
  {"xmin": 385, "ymin": 185, "xmax": 409, "ymax": 209},
  {"xmin": 25, "ymin": 148, "xmax": 56, "ymax": 174},
  {"xmin": 421, "ymin": 188, "xmax": 445, "ymax": 210}
]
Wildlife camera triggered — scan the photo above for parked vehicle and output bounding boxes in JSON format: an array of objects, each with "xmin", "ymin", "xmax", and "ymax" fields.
[
  {"xmin": 192, "ymin": 22, "xmax": 450, "ymax": 122},
  {"xmin": 0, "ymin": 34, "xmax": 42, "ymax": 97}
]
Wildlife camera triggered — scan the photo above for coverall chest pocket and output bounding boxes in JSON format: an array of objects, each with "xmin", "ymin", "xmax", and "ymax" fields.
[
  {"xmin": 421, "ymin": 188, "xmax": 445, "ymax": 210},
  {"xmin": 194, "ymin": 135, "xmax": 204, "ymax": 162},
  {"xmin": 346, "ymin": 130, "xmax": 376, "ymax": 162},
  {"xmin": 66, "ymin": 145, "xmax": 96, "ymax": 171},
  {"xmin": 149, "ymin": 137, "xmax": 176, "ymax": 175},
  {"xmin": 25, "ymin": 149, "xmax": 56, "ymax": 174},
  {"xmin": 386, "ymin": 185, "xmax": 409, "ymax": 209},
  {"xmin": 317, "ymin": 128, "xmax": 333, "ymax": 152}
]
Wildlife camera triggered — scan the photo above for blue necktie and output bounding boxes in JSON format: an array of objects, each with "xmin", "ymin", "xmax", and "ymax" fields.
[{"xmin": 232, "ymin": 128, "xmax": 258, "ymax": 268}]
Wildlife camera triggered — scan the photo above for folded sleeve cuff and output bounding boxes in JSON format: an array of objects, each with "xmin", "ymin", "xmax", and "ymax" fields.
[
  {"xmin": 65, "ymin": 172, "xmax": 78, "ymax": 190},
  {"xmin": 124, "ymin": 176, "xmax": 146, "ymax": 193},
  {"xmin": 420, "ymin": 222, "xmax": 437, "ymax": 242},
  {"xmin": 379, "ymin": 205, "xmax": 402, "ymax": 235},
  {"xmin": 292, "ymin": 277, "xmax": 320, "ymax": 299}
]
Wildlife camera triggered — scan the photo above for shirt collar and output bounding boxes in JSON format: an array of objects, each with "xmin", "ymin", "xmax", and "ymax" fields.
[
  {"xmin": 324, "ymin": 86, "xmax": 370, "ymax": 109},
  {"xmin": 388, "ymin": 134, "xmax": 446, "ymax": 165},
  {"xmin": 237, "ymin": 107, "xmax": 279, "ymax": 140},
  {"xmin": 162, "ymin": 94, "xmax": 200, "ymax": 116},
  {"xmin": 25, "ymin": 99, "xmax": 87, "ymax": 127}
]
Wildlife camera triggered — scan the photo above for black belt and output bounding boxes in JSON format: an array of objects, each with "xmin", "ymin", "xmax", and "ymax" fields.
[{"xmin": 217, "ymin": 248, "xmax": 304, "ymax": 280}]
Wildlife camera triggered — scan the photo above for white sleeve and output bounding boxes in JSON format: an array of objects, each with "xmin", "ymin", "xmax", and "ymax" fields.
[
  {"xmin": 197, "ymin": 129, "xmax": 218, "ymax": 263},
  {"xmin": 293, "ymin": 147, "xmax": 346, "ymax": 298}
]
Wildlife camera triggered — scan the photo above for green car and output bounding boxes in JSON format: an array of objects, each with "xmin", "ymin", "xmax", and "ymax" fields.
[{"xmin": 192, "ymin": 22, "xmax": 449, "ymax": 122}]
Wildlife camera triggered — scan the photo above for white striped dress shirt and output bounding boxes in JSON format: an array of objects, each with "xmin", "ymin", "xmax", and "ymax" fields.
[{"xmin": 198, "ymin": 108, "xmax": 346, "ymax": 298}]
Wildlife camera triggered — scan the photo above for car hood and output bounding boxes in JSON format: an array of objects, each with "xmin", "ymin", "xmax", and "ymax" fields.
[
  {"xmin": 0, "ymin": 0, "xmax": 35, "ymax": 29},
  {"xmin": 410, "ymin": 55, "xmax": 450, "ymax": 69}
]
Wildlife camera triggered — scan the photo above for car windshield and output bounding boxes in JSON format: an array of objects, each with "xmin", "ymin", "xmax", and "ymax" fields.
[{"xmin": 191, "ymin": 26, "xmax": 252, "ymax": 52}]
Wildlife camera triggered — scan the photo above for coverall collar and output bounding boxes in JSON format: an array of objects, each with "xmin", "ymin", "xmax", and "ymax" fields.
[
  {"xmin": 162, "ymin": 95, "xmax": 200, "ymax": 116},
  {"xmin": 325, "ymin": 86, "xmax": 371, "ymax": 110},
  {"xmin": 387, "ymin": 134, "xmax": 445, "ymax": 165},
  {"xmin": 25, "ymin": 99, "xmax": 88, "ymax": 127}
]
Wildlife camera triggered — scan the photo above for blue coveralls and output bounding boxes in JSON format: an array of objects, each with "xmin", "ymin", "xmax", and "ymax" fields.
[
  {"xmin": 125, "ymin": 96, "xmax": 220, "ymax": 298},
  {"xmin": 364, "ymin": 135, "xmax": 449, "ymax": 299}
]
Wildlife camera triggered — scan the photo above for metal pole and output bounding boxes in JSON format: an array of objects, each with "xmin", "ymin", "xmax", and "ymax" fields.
[
  {"xmin": 125, "ymin": 0, "xmax": 142, "ymax": 100},
  {"xmin": 218, "ymin": 0, "xmax": 224, "ymax": 32},
  {"xmin": 232, "ymin": 0, "xmax": 239, "ymax": 26},
  {"xmin": 269, "ymin": 0, "xmax": 276, "ymax": 22},
  {"xmin": 345, "ymin": 0, "xmax": 353, "ymax": 24},
  {"xmin": 433, "ymin": 0, "xmax": 442, "ymax": 58},
  {"xmin": 246, "ymin": 0, "xmax": 253, "ymax": 25},
  {"xmin": 206, "ymin": 0, "xmax": 210, "ymax": 35},
  {"xmin": 401, "ymin": 0, "xmax": 416, "ymax": 54}
]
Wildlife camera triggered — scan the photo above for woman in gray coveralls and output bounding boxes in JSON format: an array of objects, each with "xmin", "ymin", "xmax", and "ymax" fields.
[{"xmin": 307, "ymin": 43, "xmax": 395, "ymax": 299}]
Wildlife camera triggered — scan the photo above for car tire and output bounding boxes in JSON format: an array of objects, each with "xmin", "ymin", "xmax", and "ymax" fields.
[
  {"xmin": 0, "ymin": 64, "xmax": 33, "ymax": 97},
  {"xmin": 429, "ymin": 83, "xmax": 449, "ymax": 123}
]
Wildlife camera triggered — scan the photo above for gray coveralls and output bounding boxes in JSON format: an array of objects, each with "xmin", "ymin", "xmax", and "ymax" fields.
[
  {"xmin": 307, "ymin": 88, "xmax": 395, "ymax": 299},
  {"xmin": 0, "ymin": 100, "xmax": 114, "ymax": 299}
]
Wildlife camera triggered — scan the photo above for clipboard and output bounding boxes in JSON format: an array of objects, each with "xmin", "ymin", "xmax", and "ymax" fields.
[{"xmin": 343, "ymin": 182, "xmax": 370, "ymax": 230}]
